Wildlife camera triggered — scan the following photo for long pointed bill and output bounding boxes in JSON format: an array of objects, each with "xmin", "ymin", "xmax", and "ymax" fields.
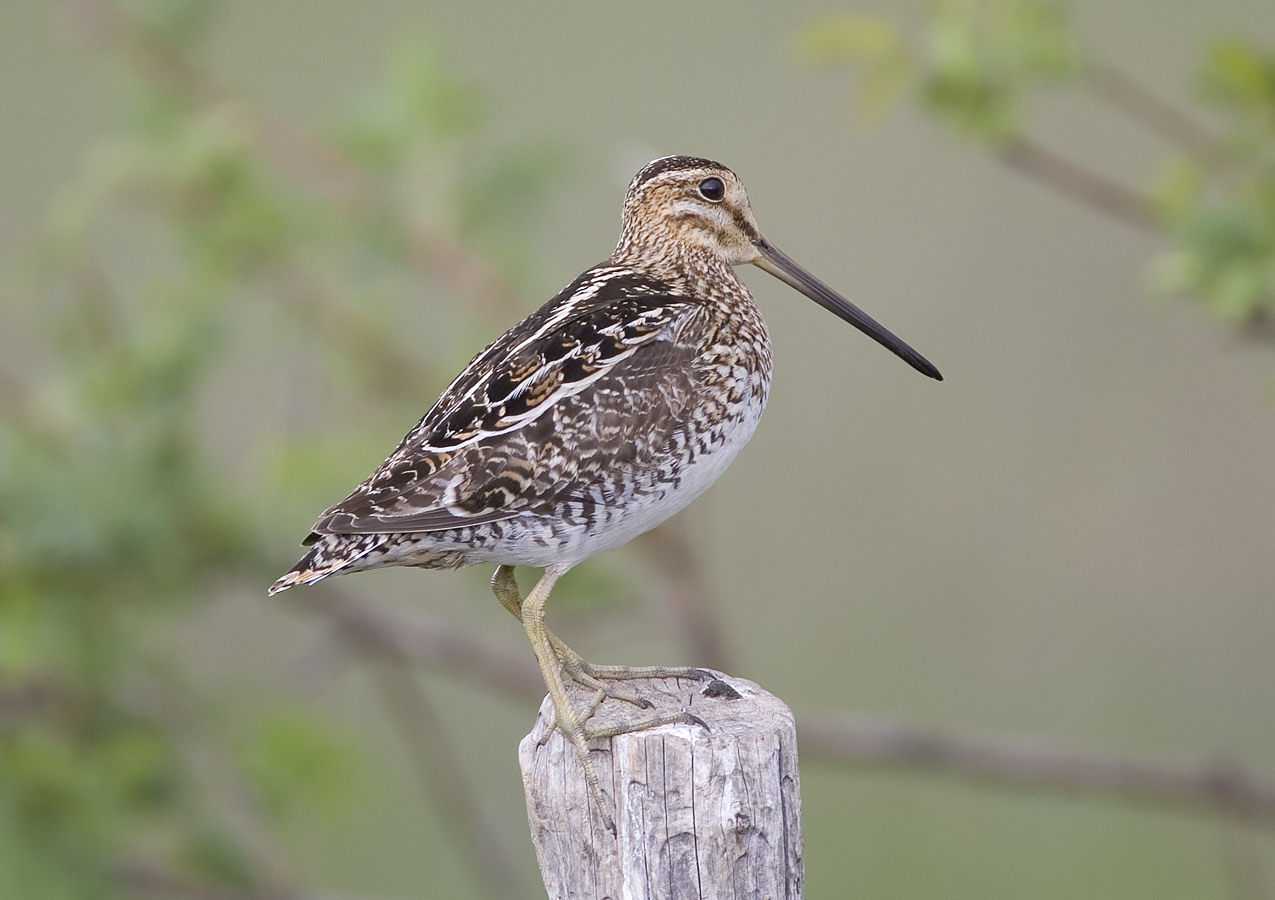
[{"xmin": 754, "ymin": 239, "xmax": 942, "ymax": 381}]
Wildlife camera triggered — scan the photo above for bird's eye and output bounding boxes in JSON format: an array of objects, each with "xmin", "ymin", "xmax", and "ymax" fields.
[{"xmin": 698, "ymin": 177, "xmax": 725, "ymax": 202}]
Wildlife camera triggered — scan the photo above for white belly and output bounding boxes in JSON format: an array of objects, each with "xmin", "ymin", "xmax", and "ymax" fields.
[
  {"xmin": 560, "ymin": 399, "xmax": 765, "ymax": 564},
  {"xmin": 462, "ymin": 384, "xmax": 768, "ymax": 570}
]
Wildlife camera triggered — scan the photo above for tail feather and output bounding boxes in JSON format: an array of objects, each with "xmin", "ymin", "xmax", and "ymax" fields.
[{"xmin": 268, "ymin": 533, "xmax": 386, "ymax": 595}]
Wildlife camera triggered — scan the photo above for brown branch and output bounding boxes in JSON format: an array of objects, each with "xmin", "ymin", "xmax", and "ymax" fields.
[
  {"xmin": 296, "ymin": 588, "xmax": 543, "ymax": 700},
  {"xmin": 0, "ymin": 676, "xmax": 83, "ymax": 725},
  {"xmin": 269, "ymin": 266, "xmax": 437, "ymax": 403},
  {"xmin": 291, "ymin": 589, "xmax": 532, "ymax": 899},
  {"xmin": 1091, "ymin": 61, "xmax": 1217, "ymax": 155},
  {"xmin": 288, "ymin": 591, "xmax": 1275, "ymax": 831},
  {"xmin": 67, "ymin": 0, "xmax": 523, "ymax": 326},
  {"xmin": 66, "ymin": 0, "xmax": 738, "ymax": 688},
  {"xmin": 997, "ymin": 135, "xmax": 1159, "ymax": 232},
  {"xmin": 799, "ymin": 713, "xmax": 1275, "ymax": 828},
  {"xmin": 1236, "ymin": 308, "xmax": 1275, "ymax": 345},
  {"xmin": 641, "ymin": 517, "xmax": 734, "ymax": 672}
]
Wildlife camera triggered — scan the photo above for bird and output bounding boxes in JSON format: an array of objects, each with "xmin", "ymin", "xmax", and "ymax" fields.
[{"xmin": 270, "ymin": 155, "xmax": 941, "ymax": 830}]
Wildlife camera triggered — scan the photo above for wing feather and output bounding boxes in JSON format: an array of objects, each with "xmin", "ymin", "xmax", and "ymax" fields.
[{"xmin": 307, "ymin": 269, "xmax": 706, "ymax": 538}]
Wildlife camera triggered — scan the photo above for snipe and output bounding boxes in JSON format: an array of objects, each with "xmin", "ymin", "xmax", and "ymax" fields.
[{"xmin": 271, "ymin": 155, "xmax": 941, "ymax": 830}]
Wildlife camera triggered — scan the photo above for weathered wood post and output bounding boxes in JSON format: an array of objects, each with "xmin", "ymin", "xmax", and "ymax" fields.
[{"xmin": 519, "ymin": 672, "xmax": 803, "ymax": 899}]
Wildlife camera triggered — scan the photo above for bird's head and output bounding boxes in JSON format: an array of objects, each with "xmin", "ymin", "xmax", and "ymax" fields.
[
  {"xmin": 616, "ymin": 155, "xmax": 943, "ymax": 381},
  {"xmin": 618, "ymin": 156, "xmax": 763, "ymax": 266}
]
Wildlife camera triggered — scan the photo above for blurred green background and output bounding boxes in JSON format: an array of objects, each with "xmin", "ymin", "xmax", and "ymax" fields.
[{"xmin": 3, "ymin": 1, "xmax": 1273, "ymax": 897}]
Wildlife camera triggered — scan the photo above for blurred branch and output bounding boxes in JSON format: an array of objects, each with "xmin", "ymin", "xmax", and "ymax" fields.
[
  {"xmin": 800, "ymin": 713, "xmax": 1275, "ymax": 829},
  {"xmin": 290, "ymin": 591, "xmax": 1275, "ymax": 831},
  {"xmin": 1091, "ymin": 60, "xmax": 1218, "ymax": 155},
  {"xmin": 807, "ymin": 8, "xmax": 1275, "ymax": 340},
  {"xmin": 270, "ymin": 266, "xmax": 436, "ymax": 402},
  {"xmin": 292, "ymin": 589, "xmax": 530, "ymax": 899},
  {"xmin": 642, "ymin": 516, "xmax": 734, "ymax": 672},
  {"xmin": 1238, "ymin": 309, "xmax": 1275, "ymax": 344},
  {"xmin": 297, "ymin": 588, "xmax": 543, "ymax": 700},
  {"xmin": 0, "ymin": 676, "xmax": 81, "ymax": 725},
  {"xmin": 996, "ymin": 135, "xmax": 1158, "ymax": 231},
  {"xmin": 70, "ymin": 0, "xmax": 738, "ymax": 673},
  {"xmin": 68, "ymin": 0, "xmax": 523, "ymax": 326}
]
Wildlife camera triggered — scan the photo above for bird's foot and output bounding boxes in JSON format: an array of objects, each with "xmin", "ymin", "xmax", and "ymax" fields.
[
  {"xmin": 550, "ymin": 636, "xmax": 711, "ymax": 711},
  {"xmin": 581, "ymin": 708, "xmax": 709, "ymax": 741},
  {"xmin": 538, "ymin": 654, "xmax": 711, "ymax": 742}
]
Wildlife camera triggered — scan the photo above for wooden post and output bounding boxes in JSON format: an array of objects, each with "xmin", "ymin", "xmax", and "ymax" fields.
[{"xmin": 519, "ymin": 672, "xmax": 803, "ymax": 899}]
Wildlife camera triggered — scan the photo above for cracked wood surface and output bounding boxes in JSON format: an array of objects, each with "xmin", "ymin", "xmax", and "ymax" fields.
[{"xmin": 520, "ymin": 672, "xmax": 803, "ymax": 899}]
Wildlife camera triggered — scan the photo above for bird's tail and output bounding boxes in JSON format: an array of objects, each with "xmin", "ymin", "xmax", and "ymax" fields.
[{"xmin": 268, "ymin": 533, "xmax": 385, "ymax": 596}]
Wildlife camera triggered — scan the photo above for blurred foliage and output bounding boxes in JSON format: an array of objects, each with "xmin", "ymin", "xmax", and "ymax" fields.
[
  {"xmin": 802, "ymin": 0, "xmax": 1086, "ymax": 135},
  {"xmin": 1154, "ymin": 41, "xmax": 1275, "ymax": 324},
  {"xmin": 0, "ymin": 0, "xmax": 563, "ymax": 896},
  {"xmin": 801, "ymin": 0, "xmax": 1275, "ymax": 338}
]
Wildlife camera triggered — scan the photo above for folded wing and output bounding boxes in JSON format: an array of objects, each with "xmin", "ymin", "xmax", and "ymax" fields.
[{"xmin": 305, "ymin": 273, "xmax": 707, "ymax": 541}]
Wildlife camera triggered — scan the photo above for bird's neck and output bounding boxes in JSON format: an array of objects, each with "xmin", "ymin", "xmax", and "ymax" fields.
[{"xmin": 611, "ymin": 234, "xmax": 744, "ymax": 298}]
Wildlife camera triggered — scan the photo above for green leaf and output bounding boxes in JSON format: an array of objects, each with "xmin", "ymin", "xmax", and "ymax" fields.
[
  {"xmin": 1201, "ymin": 39, "xmax": 1275, "ymax": 109},
  {"xmin": 923, "ymin": 0, "xmax": 1087, "ymax": 140},
  {"xmin": 803, "ymin": 1, "xmax": 1087, "ymax": 141}
]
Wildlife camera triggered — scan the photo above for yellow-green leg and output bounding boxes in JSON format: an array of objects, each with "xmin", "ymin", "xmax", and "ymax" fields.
[
  {"xmin": 492, "ymin": 566, "xmax": 710, "ymax": 702},
  {"xmin": 501, "ymin": 565, "xmax": 708, "ymax": 833}
]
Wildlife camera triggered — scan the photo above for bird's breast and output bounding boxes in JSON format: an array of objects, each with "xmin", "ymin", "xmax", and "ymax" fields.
[{"xmin": 545, "ymin": 307, "xmax": 773, "ymax": 562}]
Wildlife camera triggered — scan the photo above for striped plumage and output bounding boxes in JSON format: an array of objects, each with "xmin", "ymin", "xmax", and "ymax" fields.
[
  {"xmin": 269, "ymin": 261, "xmax": 768, "ymax": 589},
  {"xmin": 270, "ymin": 155, "xmax": 941, "ymax": 829}
]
